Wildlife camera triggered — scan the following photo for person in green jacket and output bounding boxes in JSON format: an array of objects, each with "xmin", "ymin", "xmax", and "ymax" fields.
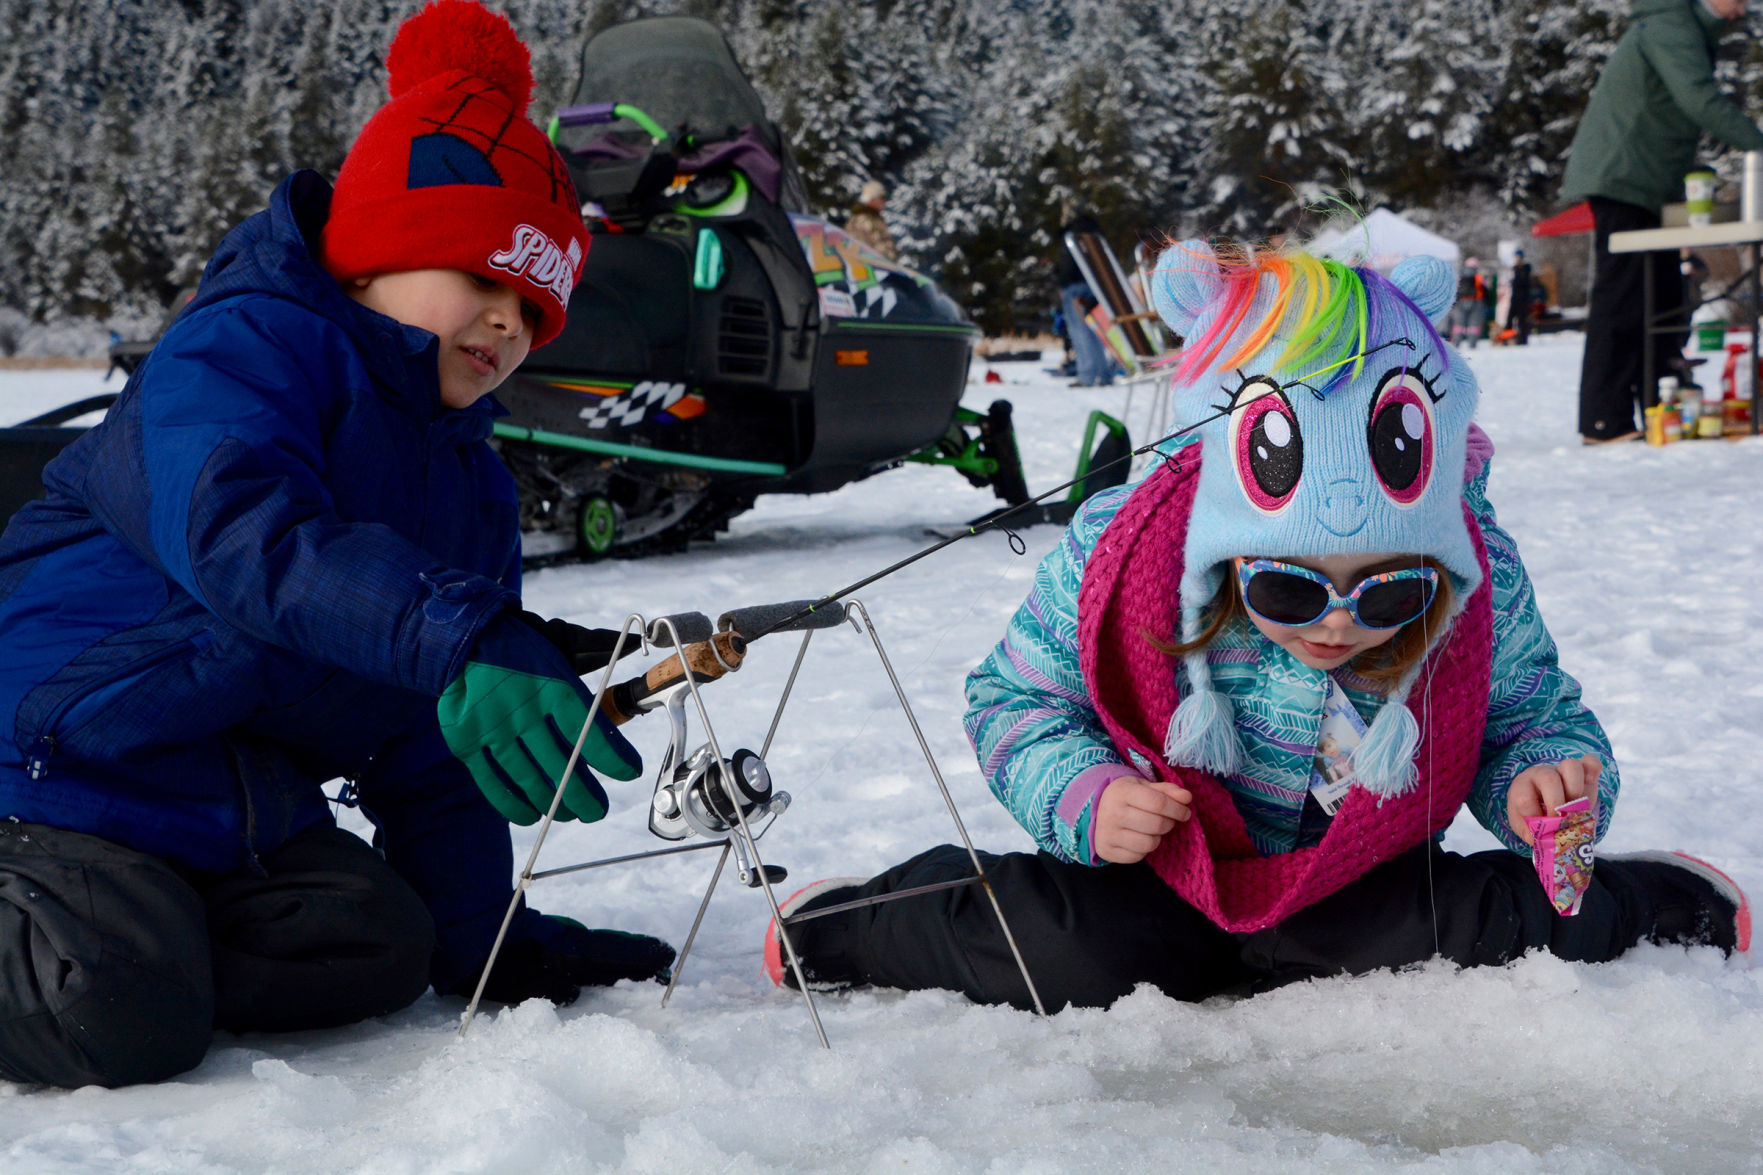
[{"xmin": 1561, "ymin": 0, "xmax": 1763, "ymax": 443}]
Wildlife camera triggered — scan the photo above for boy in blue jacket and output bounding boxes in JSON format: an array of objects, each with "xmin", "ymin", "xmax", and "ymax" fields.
[{"xmin": 0, "ymin": 1, "xmax": 671, "ymax": 1089}]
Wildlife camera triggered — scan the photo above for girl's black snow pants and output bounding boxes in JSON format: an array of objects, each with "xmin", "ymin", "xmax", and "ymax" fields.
[
  {"xmin": 789, "ymin": 842, "xmax": 1718, "ymax": 1011},
  {"xmin": 0, "ymin": 820, "xmax": 435, "ymax": 1088}
]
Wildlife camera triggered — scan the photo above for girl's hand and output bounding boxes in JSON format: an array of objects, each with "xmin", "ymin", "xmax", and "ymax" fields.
[
  {"xmin": 1094, "ymin": 776, "xmax": 1193, "ymax": 864},
  {"xmin": 1506, "ymin": 755, "xmax": 1602, "ymax": 846}
]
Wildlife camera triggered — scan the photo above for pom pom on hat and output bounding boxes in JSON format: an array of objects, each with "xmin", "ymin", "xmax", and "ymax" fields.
[
  {"xmin": 321, "ymin": 0, "xmax": 587, "ymax": 349},
  {"xmin": 386, "ymin": 0, "xmax": 534, "ymax": 110},
  {"xmin": 1164, "ymin": 654, "xmax": 1245, "ymax": 777}
]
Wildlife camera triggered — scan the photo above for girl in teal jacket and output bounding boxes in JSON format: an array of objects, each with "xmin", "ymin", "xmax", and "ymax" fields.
[{"xmin": 766, "ymin": 243, "xmax": 1750, "ymax": 1010}]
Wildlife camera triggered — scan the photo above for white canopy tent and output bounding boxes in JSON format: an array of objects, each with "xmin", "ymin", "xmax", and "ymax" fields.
[{"xmin": 1308, "ymin": 208, "xmax": 1462, "ymax": 271}]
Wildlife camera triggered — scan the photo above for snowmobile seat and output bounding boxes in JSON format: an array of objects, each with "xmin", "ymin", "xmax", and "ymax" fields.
[{"xmin": 0, "ymin": 395, "xmax": 116, "ymax": 523}]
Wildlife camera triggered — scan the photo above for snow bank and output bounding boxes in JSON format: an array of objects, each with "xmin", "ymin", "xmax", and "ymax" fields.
[{"xmin": 2, "ymin": 336, "xmax": 1759, "ymax": 1173}]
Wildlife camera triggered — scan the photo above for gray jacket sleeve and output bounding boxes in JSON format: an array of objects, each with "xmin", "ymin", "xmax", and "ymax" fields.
[{"xmin": 1640, "ymin": 7, "xmax": 1763, "ymax": 151}]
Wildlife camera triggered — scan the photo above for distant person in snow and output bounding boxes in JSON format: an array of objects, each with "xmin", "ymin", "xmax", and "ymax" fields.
[
  {"xmin": 843, "ymin": 180, "xmax": 900, "ymax": 262},
  {"xmin": 1448, "ymin": 257, "xmax": 1492, "ymax": 347},
  {"xmin": 0, "ymin": 1, "xmax": 672, "ymax": 1090},
  {"xmin": 1561, "ymin": 0, "xmax": 1763, "ymax": 444},
  {"xmin": 1505, "ymin": 248, "xmax": 1533, "ymax": 346},
  {"xmin": 763, "ymin": 243, "xmax": 1748, "ymax": 1011}
]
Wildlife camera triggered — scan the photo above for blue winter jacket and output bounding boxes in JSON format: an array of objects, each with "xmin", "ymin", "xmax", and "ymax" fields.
[{"xmin": 0, "ymin": 171, "xmax": 536, "ymax": 990}]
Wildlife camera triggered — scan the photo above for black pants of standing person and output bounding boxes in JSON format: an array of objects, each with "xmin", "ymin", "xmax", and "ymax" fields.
[
  {"xmin": 1578, "ymin": 197, "xmax": 1686, "ymax": 441},
  {"xmin": 788, "ymin": 843, "xmax": 1729, "ymax": 1011},
  {"xmin": 0, "ymin": 821, "xmax": 435, "ymax": 1088},
  {"xmin": 1508, "ymin": 264, "xmax": 1532, "ymax": 346}
]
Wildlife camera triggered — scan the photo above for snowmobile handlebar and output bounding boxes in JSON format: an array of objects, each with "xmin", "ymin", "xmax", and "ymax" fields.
[{"xmin": 551, "ymin": 102, "xmax": 668, "ymax": 143}]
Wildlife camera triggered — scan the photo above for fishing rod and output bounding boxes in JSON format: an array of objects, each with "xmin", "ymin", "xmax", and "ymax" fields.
[{"xmin": 572, "ymin": 400, "xmax": 1239, "ymax": 721}]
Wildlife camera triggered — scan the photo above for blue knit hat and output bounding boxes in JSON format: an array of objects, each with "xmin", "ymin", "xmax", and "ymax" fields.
[{"xmin": 1147, "ymin": 240, "xmax": 1480, "ymax": 797}]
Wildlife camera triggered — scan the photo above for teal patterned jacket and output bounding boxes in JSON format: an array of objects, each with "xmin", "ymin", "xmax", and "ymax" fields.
[{"xmin": 963, "ymin": 449, "xmax": 1618, "ymax": 865}]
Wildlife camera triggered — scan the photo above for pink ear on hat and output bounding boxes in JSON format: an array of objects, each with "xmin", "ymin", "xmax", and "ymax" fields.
[{"xmin": 385, "ymin": 0, "xmax": 534, "ymax": 111}]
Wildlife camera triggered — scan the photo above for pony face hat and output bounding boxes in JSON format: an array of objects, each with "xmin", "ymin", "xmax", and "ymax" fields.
[
  {"xmin": 321, "ymin": 0, "xmax": 587, "ymax": 348},
  {"xmin": 1146, "ymin": 240, "xmax": 1481, "ymax": 796}
]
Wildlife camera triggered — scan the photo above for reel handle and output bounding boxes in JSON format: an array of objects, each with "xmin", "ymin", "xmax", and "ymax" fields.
[{"xmin": 601, "ymin": 630, "xmax": 747, "ymax": 724}]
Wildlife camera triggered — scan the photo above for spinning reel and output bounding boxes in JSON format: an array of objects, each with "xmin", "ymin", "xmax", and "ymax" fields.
[
  {"xmin": 651, "ymin": 744, "xmax": 786, "ymax": 844},
  {"xmin": 459, "ymin": 597, "xmax": 1046, "ymax": 1048},
  {"xmin": 596, "ymin": 608, "xmax": 804, "ymax": 884}
]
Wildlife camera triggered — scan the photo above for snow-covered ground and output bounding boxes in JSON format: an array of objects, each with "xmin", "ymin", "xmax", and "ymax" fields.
[{"xmin": 2, "ymin": 336, "xmax": 1761, "ymax": 1174}]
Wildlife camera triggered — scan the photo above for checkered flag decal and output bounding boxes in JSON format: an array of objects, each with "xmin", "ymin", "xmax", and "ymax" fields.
[
  {"xmin": 855, "ymin": 284, "xmax": 898, "ymax": 318},
  {"xmin": 578, "ymin": 381, "xmax": 688, "ymax": 429}
]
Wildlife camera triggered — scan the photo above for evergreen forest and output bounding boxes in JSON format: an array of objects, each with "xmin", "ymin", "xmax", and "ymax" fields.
[{"xmin": 4, "ymin": 0, "xmax": 1761, "ymax": 337}]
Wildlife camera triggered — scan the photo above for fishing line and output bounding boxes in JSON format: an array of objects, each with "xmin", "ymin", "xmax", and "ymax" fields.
[
  {"xmin": 1287, "ymin": 336, "xmax": 1415, "ymax": 387},
  {"xmin": 748, "ymin": 403, "xmax": 1237, "ymax": 642},
  {"xmin": 787, "ymin": 551, "xmax": 1025, "ymax": 797},
  {"xmin": 1422, "ymin": 600, "xmax": 1440, "ymax": 958}
]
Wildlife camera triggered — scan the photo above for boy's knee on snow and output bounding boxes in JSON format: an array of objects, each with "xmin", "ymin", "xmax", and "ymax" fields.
[
  {"xmin": 0, "ymin": 822, "xmax": 215, "ymax": 1087},
  {"xmin": 0, "ymin": 901, "xmax": 213, "ymax": 1088},
  {"xmin": 206, "ymin": 826, "xmax": 438, "ymax": 1033},
  {"xmin": 31, "ymin": 966, "xmax": 214, "ymax": 1089}
]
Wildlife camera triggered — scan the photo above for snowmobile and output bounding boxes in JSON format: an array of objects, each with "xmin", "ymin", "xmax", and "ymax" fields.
[
  {"xmin": 494, "ymin": 15, "xmax": 1030, "ymax": 560},
  {"xmin": 15, "ymin": 19, "xmax": 1087, "ymax": 558},
  {"xmin": 0, "ymin": 396, "xmax": 115, "ymax": 526}
]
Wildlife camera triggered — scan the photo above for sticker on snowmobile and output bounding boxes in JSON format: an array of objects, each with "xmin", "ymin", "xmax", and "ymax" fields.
[
  {"xmin": 575, "ymin": 380, "xmax": 692, "ymax": 429},
  {"xmin": 818, "ymin": 288, "xmax": 857, "ymax": 318},
  {"xmin": 790, "ymin": 218, "xmax": 930, "ymax": 303},
  {"xmin": 853, "ymin": 284, "xmax": 898, "ymax": 318}
]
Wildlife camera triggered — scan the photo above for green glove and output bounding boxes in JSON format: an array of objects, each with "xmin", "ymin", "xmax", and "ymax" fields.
[{"xmin": 438, "ymin": 613, "xmax": 642, "ymax": 825}]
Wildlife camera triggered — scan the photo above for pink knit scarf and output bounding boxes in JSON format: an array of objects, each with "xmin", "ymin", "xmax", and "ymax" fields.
[{"xmin": 1076, "ymin": 450, "xmax": 1494, "ymax": 932}]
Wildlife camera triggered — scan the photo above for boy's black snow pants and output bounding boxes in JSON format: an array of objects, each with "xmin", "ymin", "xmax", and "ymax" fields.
[
  {"xmin": 0, "ymin": 820, "xmax": 435, "ymax": 1088},
  {"xmin": 790, "ymin": 842, "xmax": 1700, "ymax": 1011}
]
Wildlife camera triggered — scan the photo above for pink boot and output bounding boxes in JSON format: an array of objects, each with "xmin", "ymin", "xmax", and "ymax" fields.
[
  {"xmin": 1608, "ymin": 851, "xmax": 1751, "ymax": 954},
  {"xmin": 762, "ymin": 878, "xmax": 865, "ymax": 988}
]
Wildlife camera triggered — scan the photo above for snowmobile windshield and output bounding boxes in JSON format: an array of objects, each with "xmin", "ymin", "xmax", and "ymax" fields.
[{"xmin": 563, "ymin": 17, "xmax": 807, "ymax": 210}]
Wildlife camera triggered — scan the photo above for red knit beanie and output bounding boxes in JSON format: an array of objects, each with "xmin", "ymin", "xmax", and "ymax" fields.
[{"xmin": 321, "ymin": 0, "xmax": 587, "ymax": 348}]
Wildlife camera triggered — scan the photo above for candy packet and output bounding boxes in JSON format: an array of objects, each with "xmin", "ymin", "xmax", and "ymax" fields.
[{"xmin": 1526, "ymin": 795, "xmax": 1597, "ymax": 916}]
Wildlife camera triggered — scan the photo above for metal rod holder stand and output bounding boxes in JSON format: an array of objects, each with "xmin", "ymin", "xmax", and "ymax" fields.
[{"xmin": 458, "ymin": 601, "xmax": 1046, "ymax": 1048}]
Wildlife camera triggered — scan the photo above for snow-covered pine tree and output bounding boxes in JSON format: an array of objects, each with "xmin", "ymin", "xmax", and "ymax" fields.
[
  {"xmin": 1185, "ymin": 0, "xmax": 1357, "ymax": 234},
  {"xmin": 1488, "ymin": 0, "xmax": 1625, "ymax": 214},
  {"xmin": 1333, "ymin": 0, "xmax": 1502, "ymax": 210},
  {"xmin": 731, "ymin": 0, "xmax": 959, "ymax": 214}
]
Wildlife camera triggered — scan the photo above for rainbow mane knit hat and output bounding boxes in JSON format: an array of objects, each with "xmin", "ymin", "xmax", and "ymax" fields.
[
  {"xmin": 321, "ymin": 0, "xmax": 587, "ymax": 348},
  {"xmin": 1145, "ymin": 241, "xmax": 1481, "ymax": 798}
]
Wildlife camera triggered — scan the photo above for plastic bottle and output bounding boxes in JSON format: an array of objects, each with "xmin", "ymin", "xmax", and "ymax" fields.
[
  {"xmin": 1643, "ymin": 380, "xmax": 1683, "ymax": 444},
  {"xmin": 1723, "ymin": 342, "xmax": 1754, "ymax": 435},
  {"xmin": 1645, "ymin": 404, "xmax": 1668, "ymax": 445}
]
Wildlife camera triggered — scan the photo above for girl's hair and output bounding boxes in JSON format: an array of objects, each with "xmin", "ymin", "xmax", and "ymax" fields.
[
  {"xmin": 1157, "ymin": 556, "xmax": 1456, "ymax": 692},
  {"xmin": 1165, "ymin": 243, "xmax": 1451, "ymax": 396}
]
